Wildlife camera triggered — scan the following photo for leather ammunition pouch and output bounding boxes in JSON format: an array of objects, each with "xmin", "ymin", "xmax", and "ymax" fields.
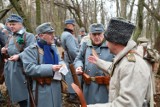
[
  {"xmin": 33, "ymin": 77, "xmax": 52, "ymax": 85},
  {"xmin": 82, "ymin": 73, "xmax": 110, "ymax": 85}
]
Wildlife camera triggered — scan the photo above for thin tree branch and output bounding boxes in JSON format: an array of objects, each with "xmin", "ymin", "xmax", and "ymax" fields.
[{"xmin": 143, "ymin": 2, "xmax": 160, "ymax": 21}]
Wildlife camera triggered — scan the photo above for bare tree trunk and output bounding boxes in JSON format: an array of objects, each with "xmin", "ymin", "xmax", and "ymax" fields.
[
  {"xmin": 36, "ymin": 0, "xmax": 41, "ymax": 26},
  {"xmin": 120, "ymin": 0, "xmax": 127, "ymax": 18},
  {"xmin": 128, "ymin": 0, "xmax": 135, "ymax": 20},
  {"xmin": 93, "ymin": 0, "xmax": 97, "ymax": 23},
  {"xmin": 100, "ymin": 0, "xmax": 105, "ymax": 25},
  {"xmin": 9, "ymin": 0, "xmax": 33, "ymax": 32},
  {"xmin": 132, "ymin": 0, "xmax": 144, "ymax": 42},
  {"xmin": 145, "ymin": 12, "xmax": 152, "ymax": 40},
  {"xmin": 116, "ymin": 0, "xmax": 120, "ymax": 17}
]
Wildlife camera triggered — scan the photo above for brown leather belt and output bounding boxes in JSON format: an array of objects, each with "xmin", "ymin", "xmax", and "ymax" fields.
[
  {"xmin": 33, "ymin": 77, "xmax": 53, "ymax": 85},
  {"xmin": 82, "ymin": 73, "xmax": 110, "ymax": 85}
]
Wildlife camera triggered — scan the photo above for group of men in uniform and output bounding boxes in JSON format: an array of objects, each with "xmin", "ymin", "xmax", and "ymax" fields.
[{"xmin": 0, "ymin": 14, "xmax": 154, "ymax": 107}]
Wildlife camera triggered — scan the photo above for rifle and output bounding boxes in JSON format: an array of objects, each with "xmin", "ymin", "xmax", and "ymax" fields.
[
  {"xmin": 69, "ymin": 64, "xmax": 81, "ymax": 88},
  {"xmin": 69, "ymin": 64, "xmax": 87, "ymax": 107},
  {"xmin": 65, "ymin": 46, "xmax": 87, "ymax": 106},
  {"xmin": 26, "ymin": 77, "xmax": 36, "ymax": 107}
]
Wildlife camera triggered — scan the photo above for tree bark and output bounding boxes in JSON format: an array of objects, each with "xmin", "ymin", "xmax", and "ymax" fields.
[
  {"xmin": 9, "ymin": 0, "xmax": 33, "ymax": 32},
  {"xmin": 128, "ymin": 0, "xmax": 135, "ymax": 20},
  {"xmin": 36, "ymin": 0, "xmax": 41, "ymax": 26},
  {"xmin": 120, "ymin": 0, "xmax": 127, "ymax": 18},
  {"xmin": 143, "ymin": 2, "xmax": 160, "ymax": 21},
  {"xmin": 132, "ymin": 0, "xmax": 144, "ymax": 42}
]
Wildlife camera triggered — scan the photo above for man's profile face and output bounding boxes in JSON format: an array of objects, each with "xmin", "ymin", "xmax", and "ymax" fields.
[
  {"xmin": 66, "ymin": 24, "xmax": 75, "ymax": 31},
  {"xmin": 8, "ymin": 22, "xmax": 23, "ymax": 33},
  {"xmin": 106, "ymin": 41, "xmax": 116, "ymax": 55},
  {"xmin": 80, "ymin": 31, "xmax": 85, "ymax": 36},
  {"xmin": 90, "ymin": 32, "xmax": 104, "ymax": 45},
  {"xmin": 40, "ymin": 32, "xmax": 54, "ymax": 45}
]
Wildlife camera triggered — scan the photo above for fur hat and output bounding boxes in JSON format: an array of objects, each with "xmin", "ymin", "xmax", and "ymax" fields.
[{"xmin": 105, "ymin": 17, "xmax": 135, "ymax": 45}]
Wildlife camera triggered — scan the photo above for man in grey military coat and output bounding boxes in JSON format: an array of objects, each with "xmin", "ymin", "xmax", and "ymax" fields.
[
  {"xmin": 10, "ymin": 22, "xmax": 64, "ymax": 107},
  {"xmin": 87, "ymin": 18, "xmax": 152, "ymax": 107},
  {"xmin": 74, "ymin": 23, "xmax": 114, "ymax": 104},
  {"xmin": 1, "ymin": 14, "xmax": 35, "ymax": 107},
  {"xmin": 61, "ymin": 19, "xmax": 79, "ymax": 104}
]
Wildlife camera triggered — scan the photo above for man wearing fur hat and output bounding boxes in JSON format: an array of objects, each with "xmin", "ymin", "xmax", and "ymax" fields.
[
  {"xmin": 1, "ymin": 14, "xmax": 35, "ymax": 107},
  {"xmin": 10, "ymin": 22, "xmax": 64, "ymax": 107},
  {"xmin": 87, "ymin": 17, "xmax": 152, "ymax": 107},
  {"xmin": 74, "ymin": 23, "xmax": 114, "ymax": 104}
]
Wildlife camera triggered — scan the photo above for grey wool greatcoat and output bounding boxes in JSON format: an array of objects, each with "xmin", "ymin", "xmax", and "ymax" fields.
[
  {"xmin": 4, "ymin": 28, "xmax": 35, "ymax": 103},
  {"xmin": 74, "ymin": 40, "xmax": 114, "ymax": 104},
  {"xmin": 61, "ymin": 30, "xmax": 79, "ymax": 93},
  {"xmin": 20, "ymin": 43, "xmax": 62, "ymax": 107}
]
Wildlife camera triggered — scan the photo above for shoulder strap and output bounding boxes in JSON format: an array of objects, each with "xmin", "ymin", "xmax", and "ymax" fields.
[
  {"xmin": 35, "ymin": 45, "xmax": 40, "ymax": 65},
  {"xmin": 111, "ymin": 50, "xmax": 136, "ymax": 76}
]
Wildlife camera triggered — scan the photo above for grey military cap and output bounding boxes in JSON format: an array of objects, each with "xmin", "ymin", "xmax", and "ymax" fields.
[
  {"xmin": 89, "ymin": 23, "xmax": 104, "ymax": 33},
  {"xmin": 79, "ymin": 27, "xmax": 85, "ymax": 32},
  {"xmin": 65, "ymin": 19, "xmax": 75, "ymax": 25},
  {"xmin": 36, "ymin": 22, "xmax": 55, "ymax": 34},
  {"xmin": 7, "ymin": 14, "xmax": 23, "ymax": 23}
]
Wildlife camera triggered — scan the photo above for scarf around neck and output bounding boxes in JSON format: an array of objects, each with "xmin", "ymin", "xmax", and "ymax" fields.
[
  {"xmin": 64, "ymin": 28, "xmax": 73, "ymax": 34},
  {"xmin": 37, "ymin": 38, "xmax": 59, "ymax": 64}
]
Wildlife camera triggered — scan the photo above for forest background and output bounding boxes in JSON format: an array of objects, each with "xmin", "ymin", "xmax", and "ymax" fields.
[
  {"xmin": 0, "ymin": 0, "xmax": 160, "ymax": 79},
  {"xmin": 0, "ymin": 0, "xmax": 160, "ymax": 106}
]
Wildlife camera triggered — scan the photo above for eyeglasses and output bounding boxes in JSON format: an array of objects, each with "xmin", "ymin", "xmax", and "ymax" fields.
[
  {"xmin": 43, "ymin": 32, "xmax": 54, "ymax": 36},
  {"xmin": 92, "ymin": 33, "xmax": 102, "ymax": 36}
]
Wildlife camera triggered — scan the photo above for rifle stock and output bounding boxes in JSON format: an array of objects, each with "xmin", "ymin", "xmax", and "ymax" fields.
[
  {"xmin": 69, "ymin": 64, "xmax": 81, "ymax": 88},
  {"xmin": 26, "ymin": 77, "xmax": 36, "ymax": 107},
  {"xmin": 71, "ymin": 83, "xmax": 87, "ymax": 107}
]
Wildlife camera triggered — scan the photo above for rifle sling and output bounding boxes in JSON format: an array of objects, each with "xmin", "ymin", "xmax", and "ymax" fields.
[{"xmin": 35, "ymin": 46, "xmax": 40, "ymax": 106}]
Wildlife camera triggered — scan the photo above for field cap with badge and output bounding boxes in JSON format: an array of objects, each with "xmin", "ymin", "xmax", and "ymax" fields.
[
  {"xmin": 36, "ymin": 22, "xmax": 55, "ymax": 34},
  {"xmin": 64, "ymin": 19, "xmax": 75, "ymax": 25},
  {"xmin": 7, "ymin": 14, "xmax": 23, "ymax": 23},
  {"xmin": 89, "ymin": 23, "xmax": 105, "ymax": 34},
  {"xmin": 105, "ymin": 17, "xmax": 135, "ymax": 46}
]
